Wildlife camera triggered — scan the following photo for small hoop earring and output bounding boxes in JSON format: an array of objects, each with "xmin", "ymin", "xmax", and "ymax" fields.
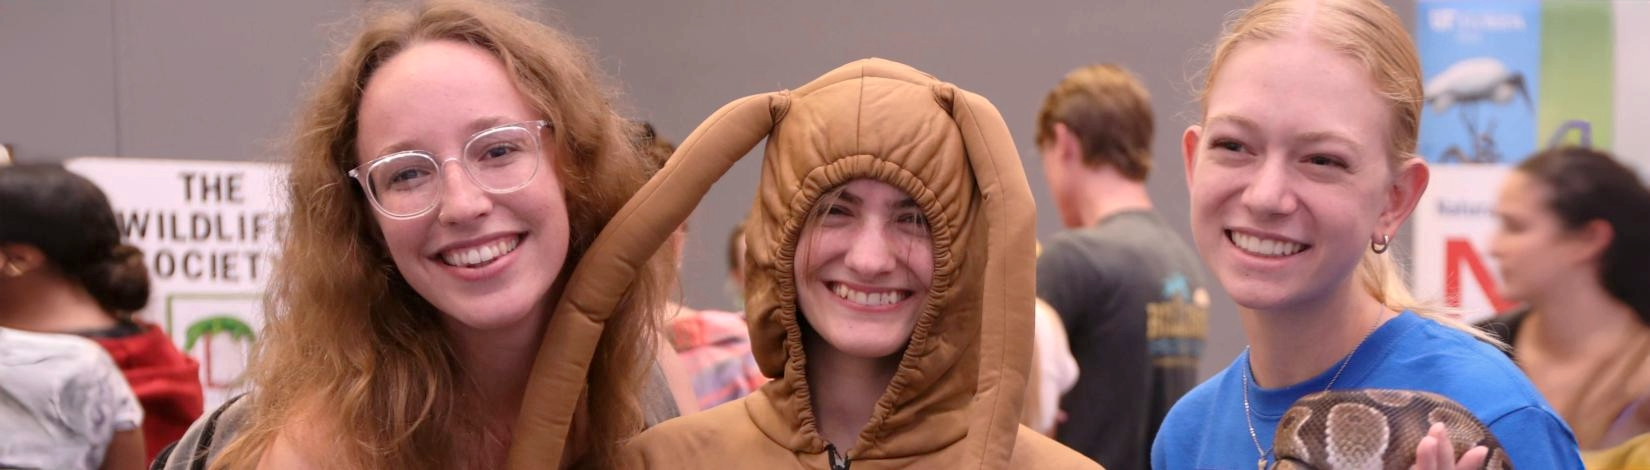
[
  {"xmin": 2, "ymin": 262, "xmax": 24, "ymax": 277},
  {"xmin": 1371, "ymin": 234, "xmax": 1391, "ymax": 254}
]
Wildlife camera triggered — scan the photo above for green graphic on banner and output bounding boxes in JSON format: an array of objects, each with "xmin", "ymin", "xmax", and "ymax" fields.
[
  {"xmin": 1413, "ymin": 0, "xmax": 1625, "ymax": 320},
  {"xmin": 1539, "ymin": 2, "xmax": 1613, "ymax": 149}
]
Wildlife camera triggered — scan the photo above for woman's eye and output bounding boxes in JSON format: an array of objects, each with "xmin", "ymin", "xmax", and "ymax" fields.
[
  {"xmin": 1211, "ymin": 139, "xmax": 1245, "ymax": 152},
  {"xmin": 813, "ymin": 204, "xmax": 856, "ymax": 228},
  {"xmin": 893, "ymin": 213, "xmax": 930, "ymax": 237},
  {"xmin": 1304, "ymin": 155, "xmax": 1348, "ymax": 168},
  {"xmin": 390, "ymin": 168, "xmax": 429, "ymax": 184},
  {"xmin": 483, "ymin": 145, "xmax": 514, "ymax": 159}
]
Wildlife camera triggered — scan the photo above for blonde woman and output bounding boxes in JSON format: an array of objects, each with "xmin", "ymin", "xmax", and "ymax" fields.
[
  {"xmin": 155, "ymin": 1, "xmax": 672, "ymax": 468},
  {"xmin": 1152, "ymin": 0, "xmax": 1582, "ymax": 468}
]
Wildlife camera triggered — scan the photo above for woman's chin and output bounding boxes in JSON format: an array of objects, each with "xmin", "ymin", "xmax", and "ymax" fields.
[
  {"xmin": 1224, "ymin": 284, "xmax": 1298, "ymax": 313},
  {"xmin": 438, "ymin": 301, "xmax": 541, "ymax": 333},
  {"xmin": 829, "ymin": 336, "xmax": 907, "ymax": 361},
  {"xmin": 1496, "ymin": 281, "xmax": 1533, "ymax": 306}
]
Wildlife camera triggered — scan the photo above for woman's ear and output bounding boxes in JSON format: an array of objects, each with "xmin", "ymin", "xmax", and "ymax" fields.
[
  {"xmin": 0, "ymin": 244, "xmax": 44, "ymax": 277},
  {"xmin": 1572, "ymin": 218, "xmax": 1616, "ymax": 264},
  {"xmin": 1379, "ymin": 156, "xmax": 1431, "ymax": 235},
  {"xmin": 1181, "ymin": 125, "xmax": 1203, "ymax": 190}
]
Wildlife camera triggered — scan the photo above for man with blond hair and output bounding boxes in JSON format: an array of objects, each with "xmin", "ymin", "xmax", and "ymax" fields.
[{"xmin": 1034, "ymin": 64, "xmax": 1209, "ymax": 469}]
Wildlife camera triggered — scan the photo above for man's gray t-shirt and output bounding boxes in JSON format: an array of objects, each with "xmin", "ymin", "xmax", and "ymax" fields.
[{"xmin": 1037, "ymin": 210, "xmax": 1209, "ymax": 470}]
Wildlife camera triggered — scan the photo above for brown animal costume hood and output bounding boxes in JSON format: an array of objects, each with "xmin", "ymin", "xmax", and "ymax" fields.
[{"xmin": 510, "ymin": 58, "xmax": 1094, "ymax": 469}]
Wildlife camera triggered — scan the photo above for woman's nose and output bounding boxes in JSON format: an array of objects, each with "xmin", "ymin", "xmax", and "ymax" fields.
[
  {"xmin": 1240, "ymin": 158, "xmax": 1299, "ymax": 218},
  {"xmin": 436, "ymin": 159, "xmax": 493, "ymax": 225},
  {"xmin": 843, "ymin": 224, "xmax": 897, "ymax": 277}
]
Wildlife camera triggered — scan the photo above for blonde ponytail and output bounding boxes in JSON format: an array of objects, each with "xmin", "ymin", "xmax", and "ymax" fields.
[{"xmin": 1357, "ymin": 244, "xmax": 1506, "ymax": 348}]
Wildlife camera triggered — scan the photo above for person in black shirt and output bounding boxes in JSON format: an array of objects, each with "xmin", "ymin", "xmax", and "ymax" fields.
[{"xmin": 1033, "ymin": 63, "xmax": 1210, "ymax": 469}]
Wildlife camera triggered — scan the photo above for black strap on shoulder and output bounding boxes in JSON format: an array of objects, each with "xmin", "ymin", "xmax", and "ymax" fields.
[
  {"xmin": 150, "ymin": 393, "xmax": 246, "ymax": 470},
  {"xmin": 150, "ymin": 441, "xmax": 179, "ymax": 470}
]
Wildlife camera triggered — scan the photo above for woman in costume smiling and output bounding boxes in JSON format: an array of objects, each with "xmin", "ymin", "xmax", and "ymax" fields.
[{"xmin": 597, "ymin": 58, "xmax": 1096, "ymax": 469}]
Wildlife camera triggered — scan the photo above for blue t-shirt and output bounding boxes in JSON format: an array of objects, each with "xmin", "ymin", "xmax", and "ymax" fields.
[{"xmin": 1151, "ymin": 311, "xmax": 1582, "ymax": 469}]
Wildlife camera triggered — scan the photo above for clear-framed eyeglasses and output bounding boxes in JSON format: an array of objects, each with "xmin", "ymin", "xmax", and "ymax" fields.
[{"xmin": 347, "ymin": 120, "xmax": 551, "ymax": 219}]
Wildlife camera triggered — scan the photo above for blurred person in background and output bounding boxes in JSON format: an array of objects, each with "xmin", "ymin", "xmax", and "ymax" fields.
[
  {"xmin": 1, "ymin": 164, "xmax": 153, "ymax": 470},
  {"xmin": 637, "ymin": 121, "xmax": 766, "ymax": 411},
  {"xmin": 1034, "ymin": 63, "xmax": 1209, "ymax": 468},
  {"xmin": 1481, "ymin": 146, "xmax": 1650, "ymax": 466},
  {"xmin": 1024, "ymin": 297, "xmax": 1081, "ymax": 437},
  {"xmin": 0, "ymin": 163, "xmax": 200, "ymax": 462},
  {"xmin": 0, "ymin": 326, "xmax": 144, "ymax": 470}
]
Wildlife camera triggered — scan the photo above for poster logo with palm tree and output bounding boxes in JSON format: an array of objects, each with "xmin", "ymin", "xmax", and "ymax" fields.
[
  {"xmin": 166, "ymin": 293, "xmax": 263, "ymax": 406},
  {"xmin": 183, "ymin": 315, "xmax": 256, "ymax": 387}
]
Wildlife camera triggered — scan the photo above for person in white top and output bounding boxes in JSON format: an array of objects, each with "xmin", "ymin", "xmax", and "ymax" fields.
[
  {"xmin": 1030, "ymin": 298, "xmax": 1080, "ymax": 435},
  {"xmin": 0, "ymin": 326, "xmax": 144, "ymax": 470}
]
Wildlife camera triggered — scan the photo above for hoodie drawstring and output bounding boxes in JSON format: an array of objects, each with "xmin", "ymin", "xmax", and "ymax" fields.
[{"xmin": 826, "ymin": 443, "xmax": 851, "ymax": 470}]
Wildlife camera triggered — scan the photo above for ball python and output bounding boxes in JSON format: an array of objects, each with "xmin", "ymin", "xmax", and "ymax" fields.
[{"xmin": 1272, "ymin": 389, "xmax": 1511, "ymax": 469}]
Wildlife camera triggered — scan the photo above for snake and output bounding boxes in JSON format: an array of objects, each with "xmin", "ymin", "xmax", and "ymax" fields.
[{"xmin": 1272, "ymin": 389, "xmax": 1511, "ymax": 469}]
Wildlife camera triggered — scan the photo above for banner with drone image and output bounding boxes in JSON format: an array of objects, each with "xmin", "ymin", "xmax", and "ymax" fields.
[{"xmin": 1411, "ymin": 0, "xmax": 1645, "ymax": 321}]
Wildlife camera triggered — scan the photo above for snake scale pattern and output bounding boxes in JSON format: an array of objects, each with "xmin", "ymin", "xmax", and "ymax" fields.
[{"xmin": 1272, "ymin": 389, "xmax": 1511, "ymax": 469}]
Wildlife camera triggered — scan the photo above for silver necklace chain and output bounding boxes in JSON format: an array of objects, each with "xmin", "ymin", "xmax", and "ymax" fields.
[{"xmin": 1241, "ymin": 307, "xmax": 1386, "ymax": 470}]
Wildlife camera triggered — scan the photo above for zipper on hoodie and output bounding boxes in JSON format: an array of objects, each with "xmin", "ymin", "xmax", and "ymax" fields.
[{"xmin": 826, "ymin": 443, "xmax": 851, "ymax": 470}]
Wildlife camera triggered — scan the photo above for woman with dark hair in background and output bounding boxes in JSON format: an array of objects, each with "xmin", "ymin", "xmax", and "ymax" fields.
[
  {"xmin": 0, "ymin": 163, "xmax": 190, "ymax": 469},
  {"xmin": 1482, "ymin": 147, "xmax": 1650, "ymax": 466}
]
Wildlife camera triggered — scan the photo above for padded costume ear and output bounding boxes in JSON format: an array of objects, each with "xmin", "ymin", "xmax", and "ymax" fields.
[
  {"xmin": 936, "ymin": 82, "xmax": 1039, "ymax": 466},
  {"xmin": 508, "ymin": 91, "xmax": 790, "ymax": 468}
]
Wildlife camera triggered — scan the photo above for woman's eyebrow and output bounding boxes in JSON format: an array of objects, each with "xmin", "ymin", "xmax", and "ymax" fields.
[
  {"xmin": 1206, "ymin": 113, "xmax": 1259, "ymax": 132},
  {"xmin": 1296, "ymin": 130, "xmax": 1360, "ymax": 149}
]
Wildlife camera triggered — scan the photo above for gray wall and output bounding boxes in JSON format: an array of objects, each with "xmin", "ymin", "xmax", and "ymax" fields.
[
  {"xmin": 0, "ymin": 0, "xmax": 360, "ymax": 163},
  {"xmin": 0, "ymin": 0, "xmax": 1416, "ymax": 379}
]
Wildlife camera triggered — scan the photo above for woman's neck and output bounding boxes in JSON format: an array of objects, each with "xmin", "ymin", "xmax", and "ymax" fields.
[
  {"xmin": 442, "ymin": 306, "xmax": 552, "ymax": 453},
  {"xmin": 1525, "ymin": 280, "xmax": 1643, "ymax": 361},
  {"xmin": 0, "ymin": 274, "xmax": 116, "ymax": 333},
  {"xmin": 804, "ymin": 332, "xmax": 901, "ymax": 451},
  {"xmin": 1242, "ymin": 282, "xmax": 1390, "ymax": 388}
]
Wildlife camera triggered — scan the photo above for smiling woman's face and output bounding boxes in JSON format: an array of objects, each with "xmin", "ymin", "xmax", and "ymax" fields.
[
  {"xmin": 354, "ymin": 40, "xmax": 571, "ymax": 332},
  {"xmin": 1183, "ymin": 36, "xmax": 1399, "ymax": 313},
  {"xmin": 794, "ymin": 179, "xmax": 934, "ymax": 360}
]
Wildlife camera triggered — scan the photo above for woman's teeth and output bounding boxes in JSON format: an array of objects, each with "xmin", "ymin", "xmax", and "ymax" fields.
[
  {"xmin": 440, "ymin": 236, "xmax": 520, "ymax": 267},
  {"xmin": 1230, "ymin": 231, "xmax": 1306, "ymax": 257},
  {"xmin": 833, "ymin": 283, "xmax": 908, "ymax": 306}
]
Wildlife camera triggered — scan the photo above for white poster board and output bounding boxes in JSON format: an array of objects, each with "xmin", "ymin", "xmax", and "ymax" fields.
[
  {"xmin": 1411, "ymin": 166, "xmax": 1517, "ymax": 323},
  {"xmin": 1616, "ymin": 2, "xmax": 1650, "ymax": 176},
  {"xmin": 64, "ymin": 157, "xmax": 286, "ymax": 408}
]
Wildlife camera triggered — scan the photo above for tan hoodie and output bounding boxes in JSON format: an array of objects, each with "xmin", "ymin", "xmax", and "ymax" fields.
[{"xmin": 537, "ymin": 58, "xmax": 1097, "ymax": 469}]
